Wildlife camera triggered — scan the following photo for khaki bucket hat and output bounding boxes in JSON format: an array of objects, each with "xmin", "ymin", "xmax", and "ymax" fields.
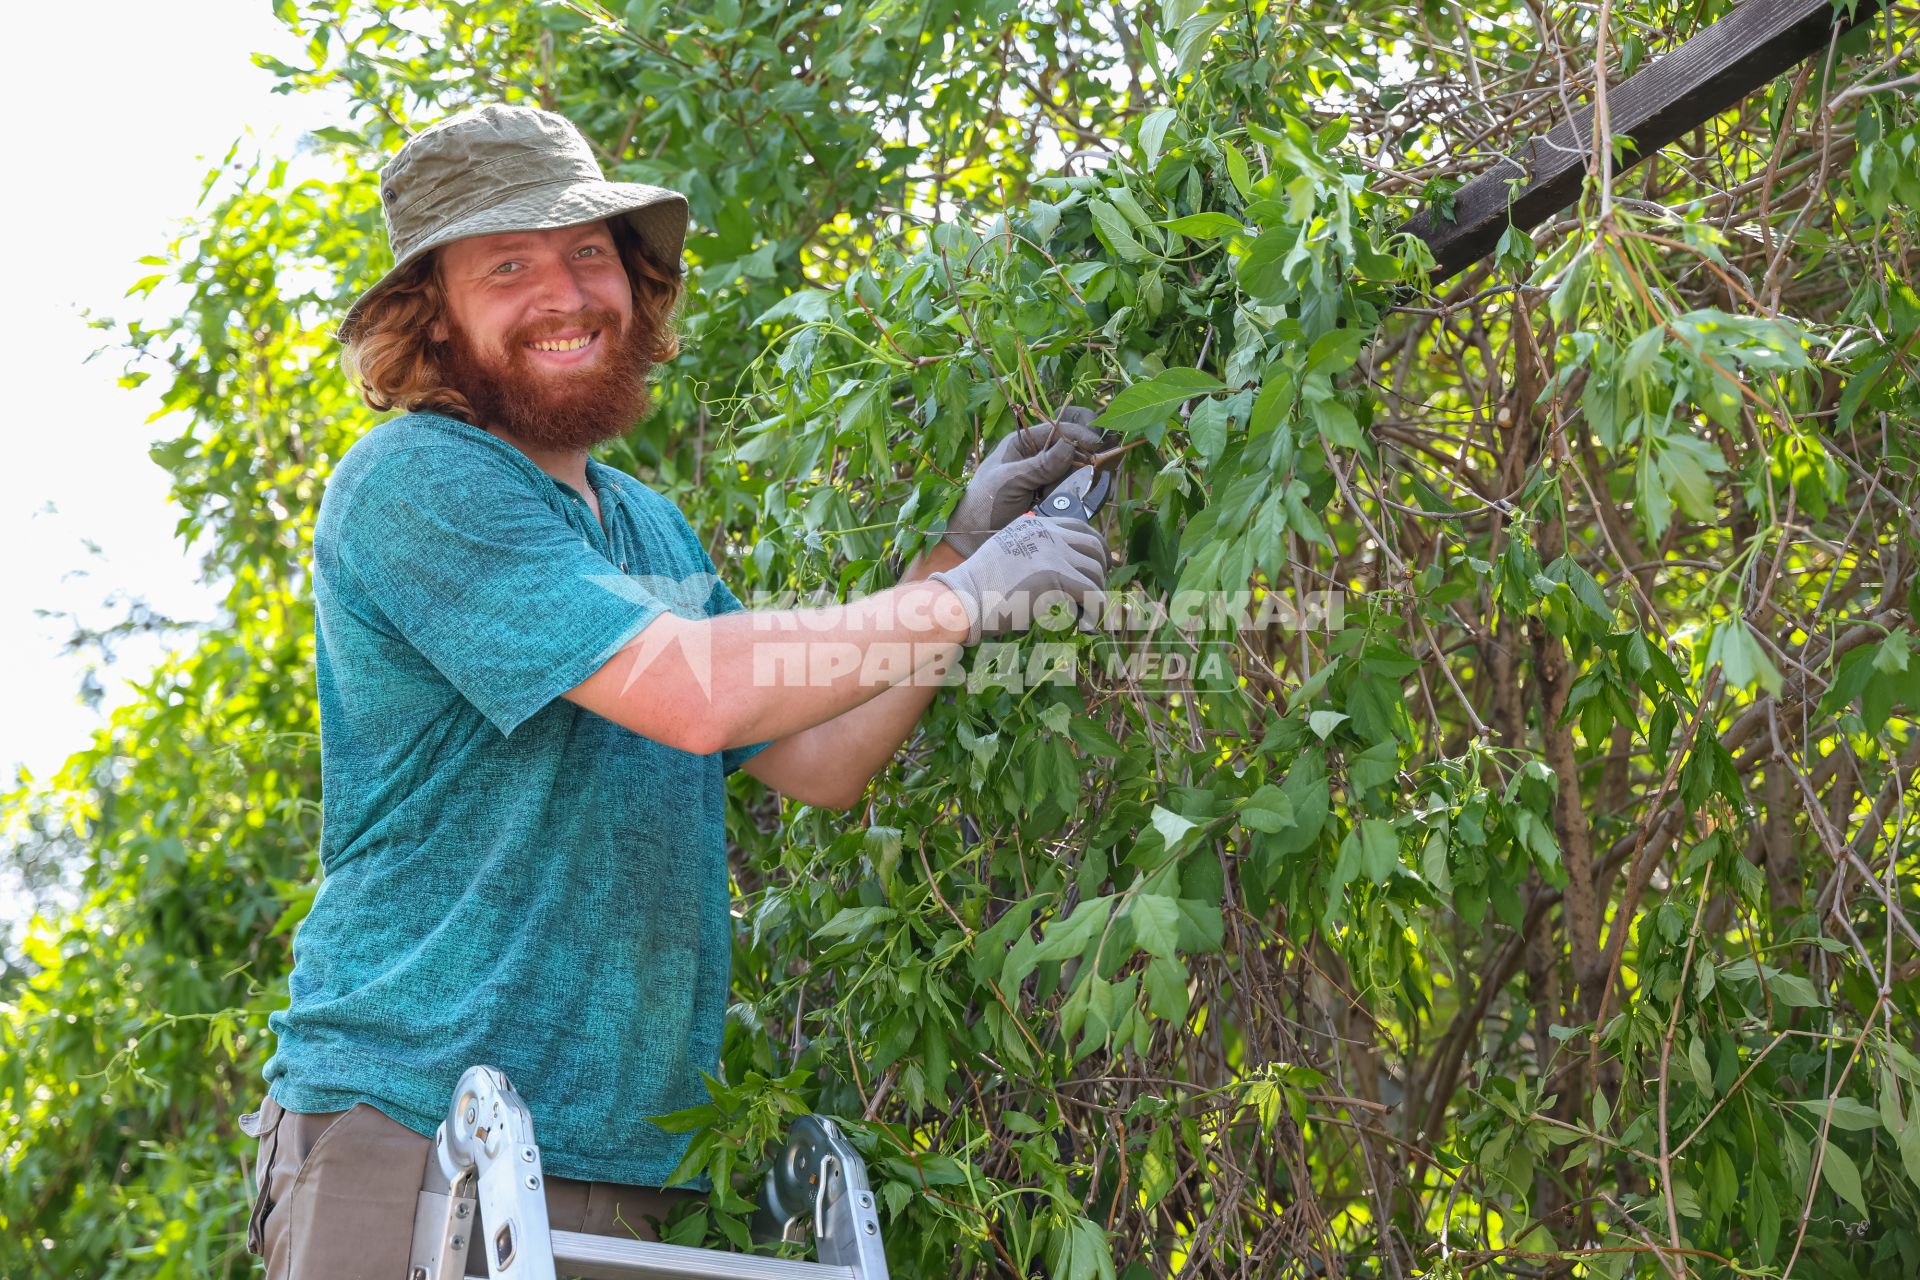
[{"xmin": 335, "ymin": 103, "xmax": 688, "ymax": 344}]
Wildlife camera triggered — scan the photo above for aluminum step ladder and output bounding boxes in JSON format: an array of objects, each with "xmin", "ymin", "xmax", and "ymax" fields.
[{"xmin": 407, "ymin": 1065, "xmax": 890, "ymax": 1280}]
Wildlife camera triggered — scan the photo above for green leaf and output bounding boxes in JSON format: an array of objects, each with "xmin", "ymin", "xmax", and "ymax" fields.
[
  {"xmin": 1143, "ymin": 955, "xmax": 1190, "ymax": 1021},
  {"xmin": 624, "ymin": 0, "xmax": 658, "ymax": 33},
  {"xmin": 1654, "ymin": 432, "xmax": 1727, "ymax": 523},
  {"xmin": 1150, "ymin": 804, "xmax": 1200, "ymax": 851},
  {"xmin": 1185, "ymin": 394, "xmax": 1234, "ymax": 464},
  {"xmin": 1820, "ymin": 1139, "xmax": 1869, "ymax": 1218},
  {"xmin": 1308, "ymin": 398, "xmax": 1365, "ymax": 450},
  {"xmin": 1106, "ymin": 187, "xmax": 1158, "ymax": 235},
  {"xmin": 1137, "ymin": 107, "xmax": 1177, "ymax": 168},
  {"xmin": 752, "ymin": 289, "xmax": 834, "ymax": 326},
  {"xmin": 1172, "ymin": 898, "xmax": 1225, "ymax": 951},
  {"xmin": 1224, "ymin": 144, "xmax": 1253, "ymax": 199},
  {"xmin": 1791, "ymin": 1097, "xmax": 1882, "ymax": 1132},
  {"xmin": 814, "ymin": 905, "xmax": 897, "ymax": 941},
  {"xmin": 1235, "ymin": 226, "xmax": 1293, "ymax": 298},
  {"xmin": 1090, "ymin": 199, "xmax": 1151, "ymax": 263},
  {"xmin": 1305, "ymin": 327, "xmax": 1366, "ymax": 377},
  {"xmin": 1707, "ymin": 620, "xmax": 1783, "ymax": 696},
  {"xmin": 1873, "ymin": 627, "xmax": 1912, "ymax": 674},
  {"xmin": 1249, "ymin": 368, "xmax": 1295, "ymax": 434},
  {"xmin": 1068, "ymin": 715, "xmax": 1127, "ymax": 758},
  {"xmin": 1034, "ymin": 897, "xmax": 1115, "ymax": 961},
  {"xmin": 864, "ymin": 825, "xmax": 904, "ymax": 884},
  {"xmin": 1900, "ymin": 1109, "xmax": 1920, "ymax": 1191},
  {"xmin": 737, "ymin": 239, "xmax": 780, "ymax": 280},
  {"xmin": 1621, "ymin": 324, "xmax": 1664, "ymax": 381},
  {"xmin": 1138, "ymin": 1125, "xmax": 1178, "ymax": 1208},
  {"xmin": 1239, "ymin": 784, "xmax": 1297, "ymax": 833},
  {"xmin": 1125, "ymin": 894, "xmax": 1182, "ymax": 959},
  {"xmin": 1172, "ymin": 10, "xmax": 1228, "ymax": 77},
  {"xmin": 1357, "ymin": 819, "xmax": 1399, "ymax": 883},
  {"xmin": 1420, "ymin": 828, "xmax": 1452, "ymax": 893},
  {"xmin": 1279, "ymin": 480, "xmax": 1333, "ymax": 549},
  {"xmin": 1093, "ymin": 368, "xmax": 1224, "ymax": 438},
  {"xmin": 1767, "ymin": 970, "xmax": 1826, "ymax": 1008},
  {"xmin": 1752, "ymin": 1174, "xmax": 1782, "ymax": 1261},
  {"xmin": 1687, "ymin": 1037, "xmax": 1713, "ymax": 1094},
  {"xmin": 1162, "ymin": 212, "xmax": 1245, "ymax": 239},
  {"xmin": 1047, "ymin": 1212, "xmax": 1117, "ymax": 1280},
  {"xmin": 1348, "ymin": 740, "xmax": 1399, "ymax": 794},
  {"xmin": 1270, "ymin": 751, "xmax": 1331, "ymax": 855},
  {"xmin": 1495, "ymin": 222, "xmax": 1535, "ymax": 269},
  {"xmin": 536, "ymin": 2, "xmax": 590, "ymax": 32},
  {"xmin": 1309, "ymin": 710, "xmax": 1349, "ymax": 740},
  {"xmin": 1510, "ymin": 808, "xmax": 1562, "ymax": 873}
]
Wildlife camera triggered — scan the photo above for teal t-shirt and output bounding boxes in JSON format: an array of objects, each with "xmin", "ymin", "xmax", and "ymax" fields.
[{"xmin": 263, "ymin": 411, "xmax": 767, "ymax": 1187}]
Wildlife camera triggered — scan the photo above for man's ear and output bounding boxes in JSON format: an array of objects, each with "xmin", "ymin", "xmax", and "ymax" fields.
[{"xmin": 429, "ymin": 315, "xmax": 449, "ymax": 343}]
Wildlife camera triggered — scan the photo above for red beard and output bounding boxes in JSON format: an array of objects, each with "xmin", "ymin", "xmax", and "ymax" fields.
[{"xmin": 437, "ymin": 305, "xmax": 655, "ymax": 450}]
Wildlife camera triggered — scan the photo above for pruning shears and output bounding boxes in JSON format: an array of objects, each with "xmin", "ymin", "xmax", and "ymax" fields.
[
  {"xmin": 1032, "ymin": 429, "xmax": 1122, "ymax": 522},
  {"xmin": 1034, "ymin": 464, "xmax": 1114, "ymax": 522}
]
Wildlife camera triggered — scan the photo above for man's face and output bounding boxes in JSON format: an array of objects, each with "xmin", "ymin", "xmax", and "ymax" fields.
[{"xmin": 430, "ymin": 219, "xmax": 655, "ymax": 450}]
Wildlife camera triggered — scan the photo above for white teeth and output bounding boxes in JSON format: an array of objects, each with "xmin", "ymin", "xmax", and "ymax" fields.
[{"xmin": 530, "ymin": 335, "xmax": 592, "ymax": 351}]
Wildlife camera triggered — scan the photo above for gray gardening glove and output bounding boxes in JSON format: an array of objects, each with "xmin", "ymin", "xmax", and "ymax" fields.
[
  {"xmin": 929, "ymin": 513, "xmax": 1108, "ymax": 646},
  {"xmin": 940, "ymin": 405, "xmax": 1106, "ymax": 557}
]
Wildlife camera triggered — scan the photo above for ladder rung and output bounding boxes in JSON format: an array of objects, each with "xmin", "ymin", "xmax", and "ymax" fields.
[{"xmin": 549, "ymin": 1230, "xmax": 859, "ymax": 1280}]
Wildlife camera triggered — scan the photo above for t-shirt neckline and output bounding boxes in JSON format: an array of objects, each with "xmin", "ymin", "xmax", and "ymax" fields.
[{"xmin": 419, "ymin": 411, "xmax": 620, "ymax": 524}]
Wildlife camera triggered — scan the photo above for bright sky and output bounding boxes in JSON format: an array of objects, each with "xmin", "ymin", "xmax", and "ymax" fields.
[{"xmin": 0, "ymin": 2, "xmax": 335, "ymax": 793}]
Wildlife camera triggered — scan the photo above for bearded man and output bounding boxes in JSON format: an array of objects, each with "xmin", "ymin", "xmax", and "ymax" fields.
[{"xmin": 238, "ymin": 103, "xmax": 1108, "ymax": 1278}]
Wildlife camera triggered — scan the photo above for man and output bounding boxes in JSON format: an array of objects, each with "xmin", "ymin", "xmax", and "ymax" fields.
[{"xmin": 241, "ymin": 103, "xmax": 1107, "ymax": 1277}]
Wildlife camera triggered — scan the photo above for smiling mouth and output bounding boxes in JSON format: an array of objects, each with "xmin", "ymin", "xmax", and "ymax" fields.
[{"xmin": 527, "ymin": 331, "xmax": 599, "ymax": 353}]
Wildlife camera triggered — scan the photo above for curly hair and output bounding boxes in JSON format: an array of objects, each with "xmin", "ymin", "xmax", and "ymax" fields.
[{"xmin": 340, "ymin": 218, "xmax": 685, "ymax": 420}]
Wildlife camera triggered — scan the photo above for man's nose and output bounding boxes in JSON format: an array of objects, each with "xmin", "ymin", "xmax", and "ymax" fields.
[{"xmin": 532, "ymin": 260, "xmax": 593, "ymax": 314}]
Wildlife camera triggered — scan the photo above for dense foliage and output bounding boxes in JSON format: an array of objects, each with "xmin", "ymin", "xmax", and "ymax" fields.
[{"xmin": 5, "ymin": 1, "xmax": 1919, "ymax": 1275}]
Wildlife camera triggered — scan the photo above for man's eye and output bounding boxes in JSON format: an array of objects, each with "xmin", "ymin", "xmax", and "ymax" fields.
[
  {"xmin": 577, "ymin": 245, "xmax": 606, "ymax": 258},
  {"xmin": 493, "ymin": 261, "xmax": 521, "ymax": 274}
]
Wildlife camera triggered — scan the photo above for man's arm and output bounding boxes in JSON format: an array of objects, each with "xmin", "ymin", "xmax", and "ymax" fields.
[
  {"xmin": 729, "ymin": 408, "xmax": 1110, "ymax": 806},
  {"xmin": 736, "ymin": 540, "xmax": 966, "ymax": 809},
  {"xmin": 562, "ymin": 572, "xmax": 970, "ymax": 769},
  {"xmin": 565, "ymin": 409, "xmax": 1109, "ymax": 809},
  {"xmin": 563, "ymin": 514, "xmax": 1105, "ymax": 809}
]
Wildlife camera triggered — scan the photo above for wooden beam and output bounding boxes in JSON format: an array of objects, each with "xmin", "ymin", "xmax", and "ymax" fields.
[{"xmin": 1401, "ymin": 0, "xmax": 1880, "ymax": 284}]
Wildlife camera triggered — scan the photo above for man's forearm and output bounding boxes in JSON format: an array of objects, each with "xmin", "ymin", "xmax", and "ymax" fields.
[
  {"xmin": 566, "ymin": 549, "xmax": 973, "ymax": 756},
  {"xmin": 815, "ymin": 539, "xmax": 968, "ymax": 750},
  {"xmin": 741, "ymin": 541, "xmax": 966, "ymax": 802}
]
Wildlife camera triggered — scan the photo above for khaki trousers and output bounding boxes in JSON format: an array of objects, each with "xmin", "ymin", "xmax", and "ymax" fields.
[{"xmin": 241, "ymin": 1094, "xmax": 702, "ymax": 1279}]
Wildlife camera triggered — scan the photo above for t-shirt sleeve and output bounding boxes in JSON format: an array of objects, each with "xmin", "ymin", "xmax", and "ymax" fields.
[
  {"xmin": 690, "ymin": 526, "xmax": 772, "ymax": 777},
  {"xmin": 333, "ymin": 450, "xmax": 673, "ymax": 738}
]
